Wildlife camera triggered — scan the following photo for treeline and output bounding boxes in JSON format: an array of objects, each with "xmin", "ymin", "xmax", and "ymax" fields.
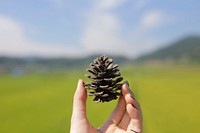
[{"xmin": 0, "ymin": 55, "xmax": 129, "ymax": 73}]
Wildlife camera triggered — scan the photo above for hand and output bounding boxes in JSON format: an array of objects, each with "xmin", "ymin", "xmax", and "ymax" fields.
[{"xmin": 70, "ymin": 79, "xmax": 143, "ymax": 133}]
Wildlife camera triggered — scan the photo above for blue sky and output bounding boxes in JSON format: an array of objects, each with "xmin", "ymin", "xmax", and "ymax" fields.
[{"xmin": 0, "ymin": 0, "xmax": 200, "ymax": 58}]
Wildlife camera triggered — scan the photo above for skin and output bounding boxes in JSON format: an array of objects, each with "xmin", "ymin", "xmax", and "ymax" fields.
[{"xmin": 70, "ymin": 79, "xmax": 143, "ymax": 133}]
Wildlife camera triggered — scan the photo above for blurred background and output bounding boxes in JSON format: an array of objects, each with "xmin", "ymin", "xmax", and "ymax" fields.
[{"xmin": 0, "ymin": 0, "xmax": 200, "ymax": 133}]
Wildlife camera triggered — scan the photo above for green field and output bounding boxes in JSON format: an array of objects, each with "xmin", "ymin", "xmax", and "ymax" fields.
[{"xmin": 0, "ymin": 66, "xmax": 200, "ymax": 133}]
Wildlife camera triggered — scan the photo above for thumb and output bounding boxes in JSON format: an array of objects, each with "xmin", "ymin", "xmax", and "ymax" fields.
[{"xmin": 72, "ymin": 79, "xmax": 87, "ymax": 122}]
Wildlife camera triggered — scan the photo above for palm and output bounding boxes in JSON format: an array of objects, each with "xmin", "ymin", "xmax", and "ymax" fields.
[
  {"xmin": 99, "ymin": 87, "xmax": 142, "ymax": 133},
  {"xmin": 70, "ymin": 80, "xmax": 142, "ymax": 133}
]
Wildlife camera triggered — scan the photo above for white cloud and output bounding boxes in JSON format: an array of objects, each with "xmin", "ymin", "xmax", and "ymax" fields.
[
  {"xmin": 97, "ymin": 0, "xmax": 126, "ymax": 9},
  {"xmin": 140, "ymin": 10, "xmax": 167, "ymax": 29},
  {"xmin": 0, "ymin": 14, "xmax": 83, "ymax": 57},
  {"xmin": 52, "ymin": 0, "xmax": 64, "ymax": 8},
  {"xmin": 41, "ymin": 0, "xmax": 64, "ymax": 8},
  {"xmin": 82, "ymin": 12, "xmax": 123, "ymax": 53},
  {"xmin": 122, "ymin": 10, "xmax": 172, "ymax": 57},
  {"xmin": 81, "ymin": 0, "xmax": 129, "ymax": 56},
  {"xmin": 81, "ymin": 1, "xmax": 167, "ymax": 58},
  {"xmin": 135, "ymin": 0, "xmax": 148, "ymax": 9}
]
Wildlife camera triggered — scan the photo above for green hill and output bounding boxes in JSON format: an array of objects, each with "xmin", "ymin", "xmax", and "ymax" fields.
[{"xmin": 136, "ymin": 36, "xmax": 200, "ymax": 63}]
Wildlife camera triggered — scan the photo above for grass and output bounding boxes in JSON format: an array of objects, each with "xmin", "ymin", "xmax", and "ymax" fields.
[{"xmin": 0, "ymin": 66, "xmax": 200, "ymax": 133}]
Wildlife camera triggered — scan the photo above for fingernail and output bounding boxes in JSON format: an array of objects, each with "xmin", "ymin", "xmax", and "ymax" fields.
[{"xmin": 124, "ymin": 81, "xmax": 129, "ymax": 88}]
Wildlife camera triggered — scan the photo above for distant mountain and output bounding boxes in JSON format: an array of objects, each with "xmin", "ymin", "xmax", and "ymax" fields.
[{"xmin": 136, "ymin": 36, "xmax": 200, "ymax": 63}]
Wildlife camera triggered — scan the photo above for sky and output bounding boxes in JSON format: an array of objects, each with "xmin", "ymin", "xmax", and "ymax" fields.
[{"xmin": 0, "ymin": 0, "xmax": 200, "ymax": 58}]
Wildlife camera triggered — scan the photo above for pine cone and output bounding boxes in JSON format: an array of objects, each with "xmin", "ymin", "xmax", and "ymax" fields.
[{"xmin": 84, "ymin": 55, "xmax": 123, "ymax": 103}]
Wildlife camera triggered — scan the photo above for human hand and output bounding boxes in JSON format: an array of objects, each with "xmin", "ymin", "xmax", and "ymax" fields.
[{"xmin": 70, "ymin": 79, "xmax": 143, "ymax": 133}]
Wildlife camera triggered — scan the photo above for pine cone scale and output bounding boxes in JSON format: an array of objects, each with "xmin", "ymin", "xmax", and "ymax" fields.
[{"xmin": 85, "ymin": 55, "xmax": 123, "ymax": 103}]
